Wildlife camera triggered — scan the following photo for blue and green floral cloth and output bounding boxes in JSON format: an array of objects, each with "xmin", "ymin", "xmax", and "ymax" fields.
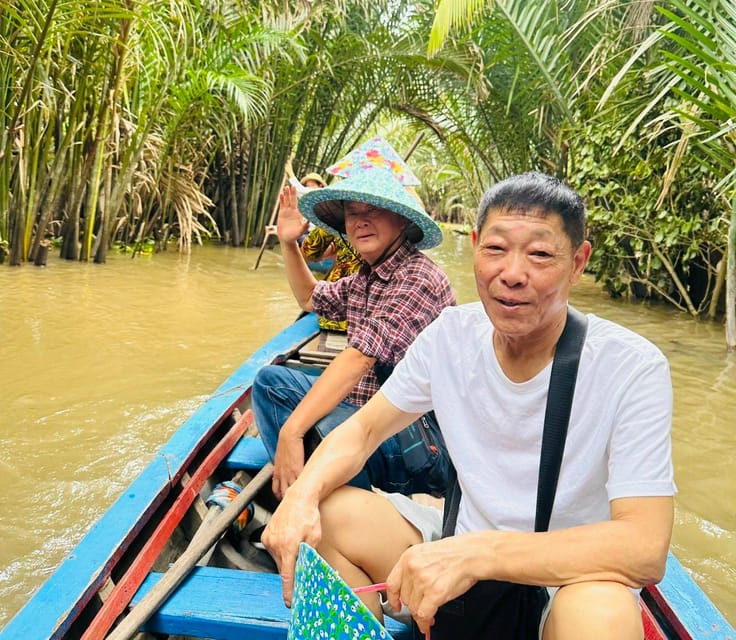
[{"xmin": 288, "ymin": 542, "xmax": 393, "ymax": 639}]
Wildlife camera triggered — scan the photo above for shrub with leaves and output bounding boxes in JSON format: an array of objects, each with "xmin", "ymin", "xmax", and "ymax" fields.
[{"xmin": 569, "ymin": 119, "xmax": 727, "ymax": 315}]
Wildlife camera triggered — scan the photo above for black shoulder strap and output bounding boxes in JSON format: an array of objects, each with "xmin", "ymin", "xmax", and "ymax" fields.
[
  {"xmin": 442, "ymin": 306, "xmax": 588, "ymax": 537},
  {"xmin": 534, "ymin": 305, "xmax": 587, "ymax": 531}
]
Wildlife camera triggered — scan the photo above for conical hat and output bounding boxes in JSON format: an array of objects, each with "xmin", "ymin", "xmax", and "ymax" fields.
[
  {"xmin": 298, "ymin": 167, "xmax": 443, "ymax": 250},
  {"xmin": 327, "ymin": 137, "xmax": 421, "ymax": 186},
  {"xmin": 288, "ymin": 542, "xmax": 395, "ymax": 640}
]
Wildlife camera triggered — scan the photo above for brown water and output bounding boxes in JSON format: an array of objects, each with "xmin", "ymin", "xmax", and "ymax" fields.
[{"xmin": 1, "ymin": 234, "xmax": 734, "ymax": 628}]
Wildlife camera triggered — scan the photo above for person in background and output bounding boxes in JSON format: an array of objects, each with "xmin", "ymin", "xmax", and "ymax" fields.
[
  {"xmin": 251, "ymin": 162, "xmax": 455, "ymax": 503},
  {"xmin": 262, "ymin": 172, "xmax": 675, "ymax": 640},
  {"xmin": 294, "ymin": 171, "xmax": 325, "ymax": 193},
  {"xmin": 292, "ymin": 172, "xmax": 324, "ymax": 247},
  {"xmin": 299, "ymin": 190, "xmax": 362, "ymax": 332},
  {"xmin": 265, "ymin": 170, "xmax": 324, "ymax": 243}
]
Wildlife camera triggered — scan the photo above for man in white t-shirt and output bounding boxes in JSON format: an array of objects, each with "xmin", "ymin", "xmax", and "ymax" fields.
[{"xmin": 262, "ymin": 172, "xmax": 675, "ymax": 640}]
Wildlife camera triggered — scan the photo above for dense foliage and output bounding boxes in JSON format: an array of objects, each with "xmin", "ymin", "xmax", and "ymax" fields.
[
  {"xmin": 1, "ymin": 0, "xmax": 734, "ymax": 342},
  {"xmin": 570, "ymin": 119, "xmax": 726, "ymax": 315}
]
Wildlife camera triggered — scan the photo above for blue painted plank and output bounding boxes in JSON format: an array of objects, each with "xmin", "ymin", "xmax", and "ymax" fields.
[
  {"xmin": 657, "ymin": 553, "xmax": 735, "ymax": 639},
  {"xmin": 222, "ymin": 436, "xmax": 270, "ymax": 470},
  {"xmin": 133, "ymin": 567, "xmax": 412, "ymax": 640},
  {"xmin": 0, "ymin": 315, "xmax": 320, "ymax": 640}
]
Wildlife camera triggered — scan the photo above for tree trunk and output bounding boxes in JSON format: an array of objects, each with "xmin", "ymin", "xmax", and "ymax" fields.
[
  {"xmin": 650, "ymin": 240, "xmax": 697, "ymax": 316},
  {"xmin": 726, "ymin": 198, "xmax": 736, "ymax": 351},
  {"xmin": 94, "ymin": 156, "xmax": 115, "ymax": 264},
  {"xmin": 8, "ymin": 206, "xmax": 24, "ymax": 266},
  {"xmin": 34, "ymin": 241, "xmax": 49, "ymax": 266},
  {"xmin": 234, "ymin": 133, "xmax": 246, "ymax": 246},
  {"xmin": 708, "ymin": 257, "xmax": 725, "ymax": 320},
  {"xmin": 60, "ymin": 201, "xmax": 81, "ymax": 261},
  {"xmin": 229, "ymin": 153, "xmax": 240, "ymax": 246}
]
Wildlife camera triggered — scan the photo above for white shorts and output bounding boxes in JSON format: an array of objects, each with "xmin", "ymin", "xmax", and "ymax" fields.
[{"xmin": 382, "ymin": 492, "xmax": 442, "ymax": 542}]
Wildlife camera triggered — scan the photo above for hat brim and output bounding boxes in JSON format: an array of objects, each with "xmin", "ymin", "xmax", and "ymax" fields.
[{"xmin": 298, "ymin": 178, "xmax": 443, "ymax": 251}]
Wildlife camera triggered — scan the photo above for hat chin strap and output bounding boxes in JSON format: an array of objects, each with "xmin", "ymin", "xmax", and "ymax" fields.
[{"xmin": 367, "ymin": 230, "xmax": 407, "ymax": 268}]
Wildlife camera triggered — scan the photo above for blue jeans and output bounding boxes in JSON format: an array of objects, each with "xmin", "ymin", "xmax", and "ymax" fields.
[{"xmin": 251, "ymin": 364, "xmax": 437, "ymax": 495}]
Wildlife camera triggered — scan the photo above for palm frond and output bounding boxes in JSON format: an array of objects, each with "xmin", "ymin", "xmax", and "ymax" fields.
[{"xmin": 428, "ymin": 0, "xmax": 490, "ymax": 56}]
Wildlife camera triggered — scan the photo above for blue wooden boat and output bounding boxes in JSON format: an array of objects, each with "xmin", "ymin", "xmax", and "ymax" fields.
[
  {"xmin": 1, "ymin": 313, "xmax": 733, "ymax": 640},
  {"xmin": 307, "ymin": 257, "xmax": 335, "ymax": 275}
]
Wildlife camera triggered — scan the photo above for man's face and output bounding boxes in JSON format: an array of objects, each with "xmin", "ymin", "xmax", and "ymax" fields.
[
  {"xmin": 303, "ymin": 180, "xmax": 323, "ymax": 189},
  {"xmin": 471, "ymin": 207, "xmax": 591, "ymax": 342},
  {"xmin": 344, "ymin": 202, "xmax": 406, "ymax": 264}
]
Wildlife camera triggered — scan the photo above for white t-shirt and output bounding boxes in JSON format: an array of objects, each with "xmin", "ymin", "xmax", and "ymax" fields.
[{"xmin": 381, "ymin": 302, "xmax": 676, "ymax": 535}]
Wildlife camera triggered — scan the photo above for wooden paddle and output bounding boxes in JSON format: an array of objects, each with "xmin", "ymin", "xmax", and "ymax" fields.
[{"xmin": 105, "ymin": 461, "xmax": 274, "ymax": 640}]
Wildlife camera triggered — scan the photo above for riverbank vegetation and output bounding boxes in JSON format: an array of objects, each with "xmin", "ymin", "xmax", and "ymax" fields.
[{"xmin": 1, "ymin": 0, "xmax": 734, "ymax": 345}]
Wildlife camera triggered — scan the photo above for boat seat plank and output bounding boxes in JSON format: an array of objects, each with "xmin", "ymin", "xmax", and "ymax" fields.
[
  {"xmin": 222, "ymin": 436, "xmax": 270, "ymax": 470},
  {"xmin": 132, "ymin": 566, "xmax": 413, "ymax": 639}
]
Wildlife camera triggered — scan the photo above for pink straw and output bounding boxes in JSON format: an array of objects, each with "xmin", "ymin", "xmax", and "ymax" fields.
[{"xmin": 353, "ymin": 581, "xmax": 387, "ymax": 594}]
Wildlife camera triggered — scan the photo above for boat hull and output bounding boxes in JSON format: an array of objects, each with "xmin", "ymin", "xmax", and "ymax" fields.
[{"xmin": 2, "ymin": 312, "xmax": 733, "ymax": 640}]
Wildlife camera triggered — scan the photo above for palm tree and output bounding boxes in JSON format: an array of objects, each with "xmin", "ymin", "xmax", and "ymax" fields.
[
  {"xmin": 427, "ymin": 0, "xmax": 735, "ymax": 346},
  {"xmin": 599, "ymin": 0, "xmax": 736, "ymax": 348},
  {"xmin": 227, "ymin": 0, "xmax": 491, "ymax": 248},
  {"xmin": 0, "ymin": 0, "xmax": 297, "ymax": 263}
]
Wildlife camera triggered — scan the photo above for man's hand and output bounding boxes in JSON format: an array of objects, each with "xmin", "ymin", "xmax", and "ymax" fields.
[
  {"xmin": 262, "ymin": 490, "xmax": 322, "ymax": 607},
  {"xmin": 272, "ymin": 429, "xmax": 307, "ymax": 499},
  {"xmin": 277, "ymin": 186, "xmax": 309, "ymax": 244},
  {"xmin": 386, "ymin": 536, "xmax": 479, "ymax": 635}
]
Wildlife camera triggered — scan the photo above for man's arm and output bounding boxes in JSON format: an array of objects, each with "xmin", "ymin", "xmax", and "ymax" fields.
[
  {"xmin": 387, "ymin": 495, "xmax": 674, "ymax": 634},
  {"xmin": 482, "ymin": 496, "xmax": 673, "ymax": 587},
  {"xmin": 271, "ymin": 346, "xmax": 376, "ymax": 498},
  {"xmin": 277, "ymin": 186, "xmax": 318, "ymax": 310},
  {"xmin": 263, "ymin": 391, "xmax": 421, "ymax": 606}
]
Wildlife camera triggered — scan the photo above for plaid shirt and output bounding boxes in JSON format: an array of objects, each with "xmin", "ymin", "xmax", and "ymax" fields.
[{"xmin": 312, "ymin": 240, "xmax": 455, "ymax": 406}]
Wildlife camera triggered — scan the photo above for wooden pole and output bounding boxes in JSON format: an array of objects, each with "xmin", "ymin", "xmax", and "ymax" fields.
[
  {"xmin": 403, "ymin": 131, "xmax": 425, "ymax": 161},
  {"xmin": 105, "ymin": 462, "xmax": 274, "ymax": 640},
  {"xmin": 253, "ymin": 174, "xmax": 287, "ymax": 270}
]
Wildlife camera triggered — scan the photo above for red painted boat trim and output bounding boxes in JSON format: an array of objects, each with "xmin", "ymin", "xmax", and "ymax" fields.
[
  {"xmin": 80, "ymin": 410, "xmax": 253, "ymax": 639},
  {"xmin": 645, "ymin": 584, "xmax": 694, "ymax": 640},
  {"xmin": 642, "ymin": 600, "xmax": 669, "ymax": 640}
]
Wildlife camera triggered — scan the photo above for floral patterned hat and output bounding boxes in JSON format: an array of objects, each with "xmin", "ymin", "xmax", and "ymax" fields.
[
  {"xmin": 327, "ymin": 136, "xmax": 420, "ymax": 185},
  {"xmin": 298, "ymin": 166, "xmax": 443, "ymax": 250}
]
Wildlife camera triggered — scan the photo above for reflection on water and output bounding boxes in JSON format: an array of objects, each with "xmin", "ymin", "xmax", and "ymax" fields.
[{"xmin": 1, "ymin": 236, "xmax": 734, "ymax": 627}]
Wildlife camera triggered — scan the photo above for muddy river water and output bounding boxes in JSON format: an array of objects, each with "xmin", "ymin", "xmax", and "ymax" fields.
[{"xmin": 1, "ymin": 233, "xmax": 734, "ymax": 627}]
